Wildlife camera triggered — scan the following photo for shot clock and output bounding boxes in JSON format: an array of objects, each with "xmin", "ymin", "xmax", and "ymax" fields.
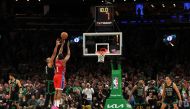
[{"xmin": 95, "ymin": 6, "xmax": 114, "ymax": 26}]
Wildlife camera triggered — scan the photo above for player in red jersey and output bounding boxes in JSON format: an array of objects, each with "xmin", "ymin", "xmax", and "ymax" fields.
[{"xmin": 53, "ymin": 41, "xmax": 70, "ymax": 108}]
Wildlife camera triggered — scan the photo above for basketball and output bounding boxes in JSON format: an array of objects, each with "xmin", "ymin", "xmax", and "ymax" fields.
[{"xmin": 61, "ymin": 32, "xmax": 68, "ymax": 40}]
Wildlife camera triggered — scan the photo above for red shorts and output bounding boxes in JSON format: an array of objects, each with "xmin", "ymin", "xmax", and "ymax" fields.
[{"xmin": 53, "ymin": 74, "xmax": 66, "ymax": 90}]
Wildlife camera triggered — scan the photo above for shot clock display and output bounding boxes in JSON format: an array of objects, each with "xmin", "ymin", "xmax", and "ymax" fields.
[{"xmin": 95, "ymin": 6, "xmax": 114, "ymax": 26}]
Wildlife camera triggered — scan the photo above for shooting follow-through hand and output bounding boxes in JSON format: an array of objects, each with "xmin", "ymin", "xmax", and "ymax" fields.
[{"xmin": 56, "ymin": 39, "xmax": 61, "ymax": 46}]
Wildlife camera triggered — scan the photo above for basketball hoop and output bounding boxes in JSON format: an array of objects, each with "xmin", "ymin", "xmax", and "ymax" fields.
[{"xmin": 96, "ymin": 48, "xmax": 107, "ymax": 63}]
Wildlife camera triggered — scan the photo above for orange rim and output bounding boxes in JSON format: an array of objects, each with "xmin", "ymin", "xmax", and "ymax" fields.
[{"xmin": 97, "ymin": 48, "xmax": 107, "ymax": 55}]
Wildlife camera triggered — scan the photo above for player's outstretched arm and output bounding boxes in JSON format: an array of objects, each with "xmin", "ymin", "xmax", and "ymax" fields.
[
  {"xmin": 16, "ymin": 80, "xmax": 22, "ymax": 94},
  {"xmin": 161, "ymin": 83, "xmax": 166, "ymax": 101},
  {"xmin": 129, "ymin": 85, "xmax": 137, "ymax": 100},
  {"xmin": 58, "ymin": 40, "xmax": 65, "ymax": 55},
  {"xmin": 173, "ymin": 83, "xmax": 182, "ymax": 101},
  {"xmin": 8, "ymin": 80, "xmax": 12, "ymax": 96},
  {"xmin": 50, "ymin": 39, "xmax": 61, "ymax": 61},
  {"xmin": 63, "ymin": 41, "xmax": 71, "ymax": 63}
]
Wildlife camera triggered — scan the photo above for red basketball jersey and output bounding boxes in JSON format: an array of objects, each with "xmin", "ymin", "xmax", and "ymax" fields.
[{"xmin": 55, "ymin": 60, "xmax": 65, "ymax": 75}]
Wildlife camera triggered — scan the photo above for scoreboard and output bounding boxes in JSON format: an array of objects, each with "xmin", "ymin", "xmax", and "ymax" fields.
[{"xmin": 95, "ymin": 6, "xmax": 114, "ymax": 26}]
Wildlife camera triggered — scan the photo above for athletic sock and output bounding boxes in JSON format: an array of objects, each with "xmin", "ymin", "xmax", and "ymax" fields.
[
  {"xmin": 54, "ymin": 100, "xmax": 58, "ymax": 107},
  {"xmin": 57, "ymin": 99, "xmax": 60, "ymax": 107}
]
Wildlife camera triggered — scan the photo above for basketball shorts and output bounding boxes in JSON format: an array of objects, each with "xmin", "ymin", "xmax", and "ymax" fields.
[
  {"xmin": 10, "ymin": 92, "xmax": 19, "ymax": 102},
  {"xmin": 53, "ymin": 74, "xmax": 66, "ymax": 90},
  {"xmin": 163, "ymin": 97, "xmax": 178, "ymax": 104},
  {"xmin": 134, "ymin": 96, "xmax": 145, "ymax": 105}
]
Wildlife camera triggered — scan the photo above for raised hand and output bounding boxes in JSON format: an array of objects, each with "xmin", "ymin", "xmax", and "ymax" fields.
[
  {"xmin": 67, "ymin": 41, "xmax": 70, "ymax": 47},
  {"xmin": 56, "ymin": 39, "xmax": 61, "ymax": 46}
]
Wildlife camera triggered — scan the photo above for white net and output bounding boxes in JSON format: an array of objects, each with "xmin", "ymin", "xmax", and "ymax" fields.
[
  {"xmin": 98, "ymin": 54, "xmax": 105, "ymax": 63},
  {"xmin": 97, "ymin": 50, "xmax": 106, "ymax": 63}
]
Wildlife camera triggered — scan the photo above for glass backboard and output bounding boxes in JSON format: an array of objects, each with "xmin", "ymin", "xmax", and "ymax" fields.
[{"xmin": 83, "ymin": 32, "xmax": 122, "ymax": 56}]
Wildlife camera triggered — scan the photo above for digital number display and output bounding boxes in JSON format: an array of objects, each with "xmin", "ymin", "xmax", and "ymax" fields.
[{"xmin": 95, "ymin": 6, "xmax": 113, "ymax": 26}]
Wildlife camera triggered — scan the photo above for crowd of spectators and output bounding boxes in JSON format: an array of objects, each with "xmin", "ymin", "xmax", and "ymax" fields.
[
  {"xmin": 0, "ymin": 60, "xmax": 190, "ymax": 109},
  {"xmin": 0, "ymin": 30, "xmax": 190, "ymax": 109}
]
